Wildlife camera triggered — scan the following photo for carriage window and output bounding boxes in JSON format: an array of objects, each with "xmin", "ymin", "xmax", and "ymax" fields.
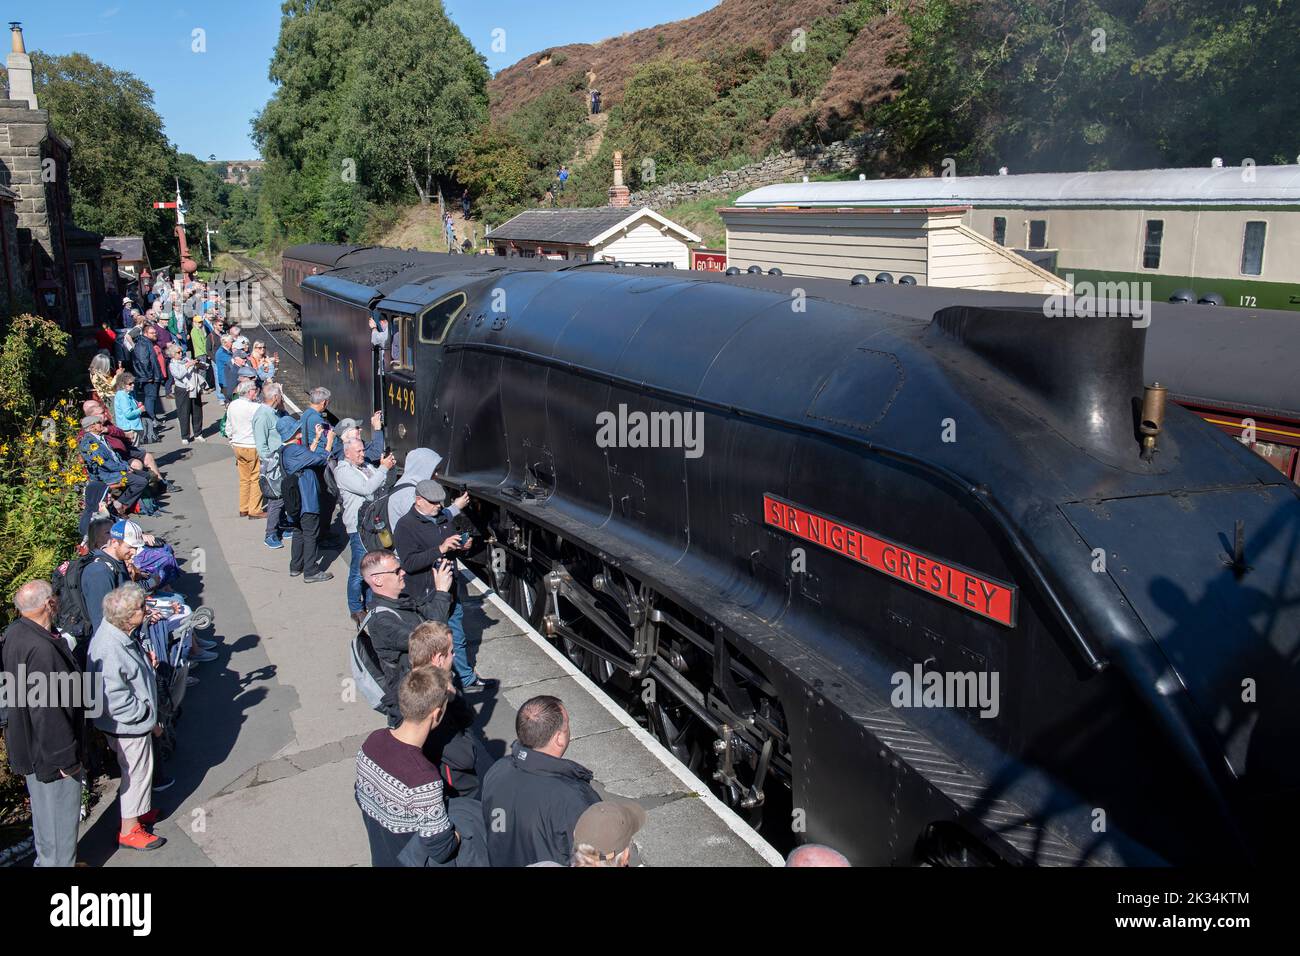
[
  {"xmin": 1027, "ymin": 219, "xmax": 1048, "ymax": 249},
  {"xmin": 1141, "ymin": 220, "xmax": 1164, "ymax": 269},
  {"xmin": 992, "ymin": 217, "xmax": 1006, "ymax": 246},
  {"xmin": 418, "ymin": 293, "xmax": 467, "ymax": 345},
  {"xmin": 1241, "ymin": 221, "xmax": 1267, "ymax": 276}
]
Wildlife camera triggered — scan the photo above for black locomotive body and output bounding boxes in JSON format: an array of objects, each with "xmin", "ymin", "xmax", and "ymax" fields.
[{"xmin": 303, "ymin": 251, "xmax": 1300, "ymax": 866}]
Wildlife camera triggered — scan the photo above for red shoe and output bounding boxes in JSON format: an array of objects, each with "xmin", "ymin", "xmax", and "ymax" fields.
[{"xmin": 118, "ymin": 824, "xmax": 165, "ymax": 851}]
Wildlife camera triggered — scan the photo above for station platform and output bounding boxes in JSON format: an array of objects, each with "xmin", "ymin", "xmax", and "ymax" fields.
[{"xmin": 77, "ymin": 397, "xmax": 780, "ymax": 868}]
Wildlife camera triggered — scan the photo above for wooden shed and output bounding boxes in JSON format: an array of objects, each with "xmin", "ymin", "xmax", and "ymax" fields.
[
  {"xmin": 718, "ymin": 202, "xmax": 1070, "ymax": 294},
  {"xmin": 487, "ymin": 207, "xmax": 701, "ymax": 269}
]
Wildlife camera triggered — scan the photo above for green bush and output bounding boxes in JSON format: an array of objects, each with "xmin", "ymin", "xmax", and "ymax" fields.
[{"xmin": 0, "ymin": 313, "xmax": 86, "ymax": 845}]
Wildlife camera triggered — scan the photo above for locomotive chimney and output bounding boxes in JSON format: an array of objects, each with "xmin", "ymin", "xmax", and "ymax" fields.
[
  {"xmin": 608, "ymin": 151, "xmax": 630, "ymax": 207},
  {"xmin": 927, "ymin": 305, "xmax": 1152, "ymax": 465}
]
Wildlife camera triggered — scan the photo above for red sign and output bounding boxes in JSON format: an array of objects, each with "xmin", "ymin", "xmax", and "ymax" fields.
[
  {"xmin": 152, "ymin": 202, "xmax": 178, "ymax": 209},
  {"xmin": 762, "ymin": 494, "xmax": 1017, "ymax": 627},
  {"xmin": 691, "ymin": 248, "xmax": 728, "ymax": 272}
]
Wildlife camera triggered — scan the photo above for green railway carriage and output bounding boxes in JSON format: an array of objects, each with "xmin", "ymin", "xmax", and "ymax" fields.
[{"xmin": 735, "ymin": 164, "xmax": 1300, "ymax": 311}]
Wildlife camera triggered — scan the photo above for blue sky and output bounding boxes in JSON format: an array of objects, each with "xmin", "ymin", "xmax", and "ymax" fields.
[{"xmin": 15, "ymin": 0, "xmax": 719, "ymax": 161}]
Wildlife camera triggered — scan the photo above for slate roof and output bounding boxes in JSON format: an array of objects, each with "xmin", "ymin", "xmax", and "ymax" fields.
[
  {"xmin": 486, "ymin": 207, "xmax": 653, "ymax": 244},
  {"xmin": 103, "ymin": 237, "xmax": 148, "ymax": 261}
]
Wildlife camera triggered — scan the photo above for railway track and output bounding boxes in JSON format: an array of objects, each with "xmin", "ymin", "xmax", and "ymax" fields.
[{"xmin": 221, "ymin": 251, "xmax": 310, "ymax": 406}]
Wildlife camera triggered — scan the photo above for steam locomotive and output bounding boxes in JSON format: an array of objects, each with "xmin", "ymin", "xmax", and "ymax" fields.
[{"xmin": 299, "ymin": 248, "xmax": 1300, "ymax": 866}]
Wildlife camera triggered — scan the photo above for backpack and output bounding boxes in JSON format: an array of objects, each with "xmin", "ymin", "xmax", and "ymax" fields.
[
  {"xmin": 323, "ymin": 458, "xmax": 339, "ymax": 498},
  {"xmin": 357, "ymin": 471, "xmax": 402, "ymax": 553},
  {"xmin": 51, "ymin": 553, "xmax": 99, "ymax": 642},
  {"xmin": 350, "ymin": 607, "xmax": 398, "ymax": 713},
  {"xmin": 259, "ymin": 448, "xmax": 283, "ymax": 501},
  {"xmin": 133, "ymin": 542, "xmax": 179, "ymax": 590}
]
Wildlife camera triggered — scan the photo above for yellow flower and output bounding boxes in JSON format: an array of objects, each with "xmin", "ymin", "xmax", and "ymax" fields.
[
  {"xmin": 48, "ymin": 460, "xmax": 58, "ymax": 471},
  {"xmin": 66, "ymin": 437, "xmax": 76, "ymax": 448}
]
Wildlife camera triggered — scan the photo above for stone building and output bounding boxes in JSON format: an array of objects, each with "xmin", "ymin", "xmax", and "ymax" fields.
[{"xmin": 0, "ymin": 24, "xmax": 116, "ymax": 333}]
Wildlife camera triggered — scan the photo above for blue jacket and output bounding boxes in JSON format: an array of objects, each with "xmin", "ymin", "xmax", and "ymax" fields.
[
  {"xmin": 113, "ymin": 390, "xmax": 143, "ymax": 432},
  {"xmin": 299, "ymin": 406, "xmax": 327, "ymax": 446},
  {"xmin": 131, "ymin": 336, "xmax": 161, "ymax": 384},
  {"xmin": 78, "ymin": 432, "xmax": 129, "ymax": 485},
  {"xmin": 282, "ymin": 441, "xmax": 329, "ymax": 514},
  {"xmin": 214, "ymin": 347, "xmax": 232, "ymax": 389},
  {"xmin": 80, "ymin": 551, "xmax": 130, "ymax": 637}
]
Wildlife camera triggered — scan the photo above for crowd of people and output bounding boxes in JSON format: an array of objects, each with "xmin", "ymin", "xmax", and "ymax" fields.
[
  {"xmin": 2, "ymin": 271, "xmax": 238, "ymax": 863},
  {"xmin": 1, "ymin": 271, "xmax": 849, "ymax": 867}
]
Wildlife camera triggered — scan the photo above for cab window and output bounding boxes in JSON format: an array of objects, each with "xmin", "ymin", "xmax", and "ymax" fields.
[
  {"xmin": 418, "ymin": 293, "xmax": 467, "ymax": 345},
  {"xmin": 387, "ymin": 314, "xmax": 414, "ymax": 371}
]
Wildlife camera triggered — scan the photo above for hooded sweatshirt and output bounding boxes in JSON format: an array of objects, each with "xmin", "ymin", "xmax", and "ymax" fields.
[{"xmin": 387, "ymin": 448, "xmax": 440, "ymax": 531}]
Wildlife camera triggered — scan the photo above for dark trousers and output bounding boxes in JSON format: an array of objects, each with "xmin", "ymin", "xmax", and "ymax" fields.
[
  {"xmin": 175, "ymin": 390, "xmax": 203, "ymax": 441},
  {"xmin": 290, "ymin": 512, "xmax": 321, "ymax": 575},
  {"xmin": 141, "ymin": 381, "xmax": 160, "ymax": 420},
  {"xmin": 265, "ymin": 498, "xmax": 284, "ymax": 540},
  {"xmin": 113, "ymin": 469, "xmax": 153, "ymax": 512}
]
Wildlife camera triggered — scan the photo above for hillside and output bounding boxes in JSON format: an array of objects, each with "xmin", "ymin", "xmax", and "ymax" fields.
[{"xmin": 487, "ymin": 0, "xmax": 895, "ymax": 139}]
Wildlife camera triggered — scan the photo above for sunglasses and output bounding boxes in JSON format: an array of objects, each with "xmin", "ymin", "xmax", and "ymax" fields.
[{"xmin": 370, "ymin": 567, "xmax": 404, "ymax": 578}]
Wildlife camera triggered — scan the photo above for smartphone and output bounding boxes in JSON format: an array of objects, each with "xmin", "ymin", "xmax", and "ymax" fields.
[{"xmin": 458, "ymin": 532, "xmax": 471, "ymax": 547}]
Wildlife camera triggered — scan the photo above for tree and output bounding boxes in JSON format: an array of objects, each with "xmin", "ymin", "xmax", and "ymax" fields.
[
  {"xmin": 453, "ymin": 125, "xmax": 531, "ymax": 222},
  {"xmin": 619, "ymin": 60, "xmax": 718, "ymax": 182},
  {"xmin": 253, "ymin": 0, "xmax": 385, "ymax": 242},
  {"xmin": 505, "ymin": 85, "xmax": 590, "ymax": 196},
  {"xmin": 344, "ymin": 0, "xmax": 489, "ymax": 203},
  {"xmin": 878, "ymin": 0, "xmax": 1300, "ymax": 174},
  {"xmin": 29, "ymin": 52, "xmax": 175, "ymax": 261}
]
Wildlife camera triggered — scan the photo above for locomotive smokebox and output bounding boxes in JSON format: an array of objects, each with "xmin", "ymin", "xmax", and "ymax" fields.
[{"xmin": 927, "ymin": 305, "xmax": 1149, "ymax": 463}]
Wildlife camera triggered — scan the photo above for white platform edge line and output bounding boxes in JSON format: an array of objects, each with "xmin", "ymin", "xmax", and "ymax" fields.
[
  {"xmin": 283, "ymin": 394, "xmax": 301, "ymax": 414},
  {"xmin": 460, "ymin": 567, "xmax": 784, "ymax": 867}
]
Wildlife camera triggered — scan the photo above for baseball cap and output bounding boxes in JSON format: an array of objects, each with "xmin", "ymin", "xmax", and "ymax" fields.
[
  {"xmin": 415, "ymin": 479, "xmax": 446, "ymax": 503},
  {"xmin": 109, "ymin": 519, "xmax": 146, "ymax": 549},
  {"xmin": 573, "ymin": 800, "xmax": 647, "ymax": 859},
  {"xmin": 335, "ymin": 417, "xmax": 360, "ymax": 436},
  {"xmin": 276, "ymin": 416, "xmax": 303, "ymax": 442},
  {"xmin": 80, "ymin": 414, "xmax": 103, "ymax": 429}
]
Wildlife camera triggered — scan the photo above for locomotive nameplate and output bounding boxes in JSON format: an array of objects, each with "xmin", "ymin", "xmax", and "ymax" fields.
[{"xmin": 763, "ymin": 494, "xmax": 1017, "ymax": 627}]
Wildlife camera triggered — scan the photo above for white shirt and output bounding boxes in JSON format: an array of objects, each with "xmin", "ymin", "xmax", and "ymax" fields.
[{"xmin": 226, "ymin": 397, "xmax": 261, "ymax": 448}]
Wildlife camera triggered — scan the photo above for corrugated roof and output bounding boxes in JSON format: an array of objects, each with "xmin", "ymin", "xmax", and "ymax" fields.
[
  {"xmin": 102, "ymin": 236, "xmax": 147, "ymax": 260},
  {"xmin": 487, "ymin": 207, "xmax": 653, "ymax": 244},
  {"xmin": 735, "ymin": 165, "xmax": 1300, "ymax": 209}
]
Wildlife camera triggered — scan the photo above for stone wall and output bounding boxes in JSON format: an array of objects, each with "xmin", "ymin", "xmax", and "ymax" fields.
[
  {"xmin": 629, "ymin": 132, "xmax": 881, "ymax": 210},
  {"xmin": 0, "ymin": 98, "xmax": 72, "ymax": 319}
]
